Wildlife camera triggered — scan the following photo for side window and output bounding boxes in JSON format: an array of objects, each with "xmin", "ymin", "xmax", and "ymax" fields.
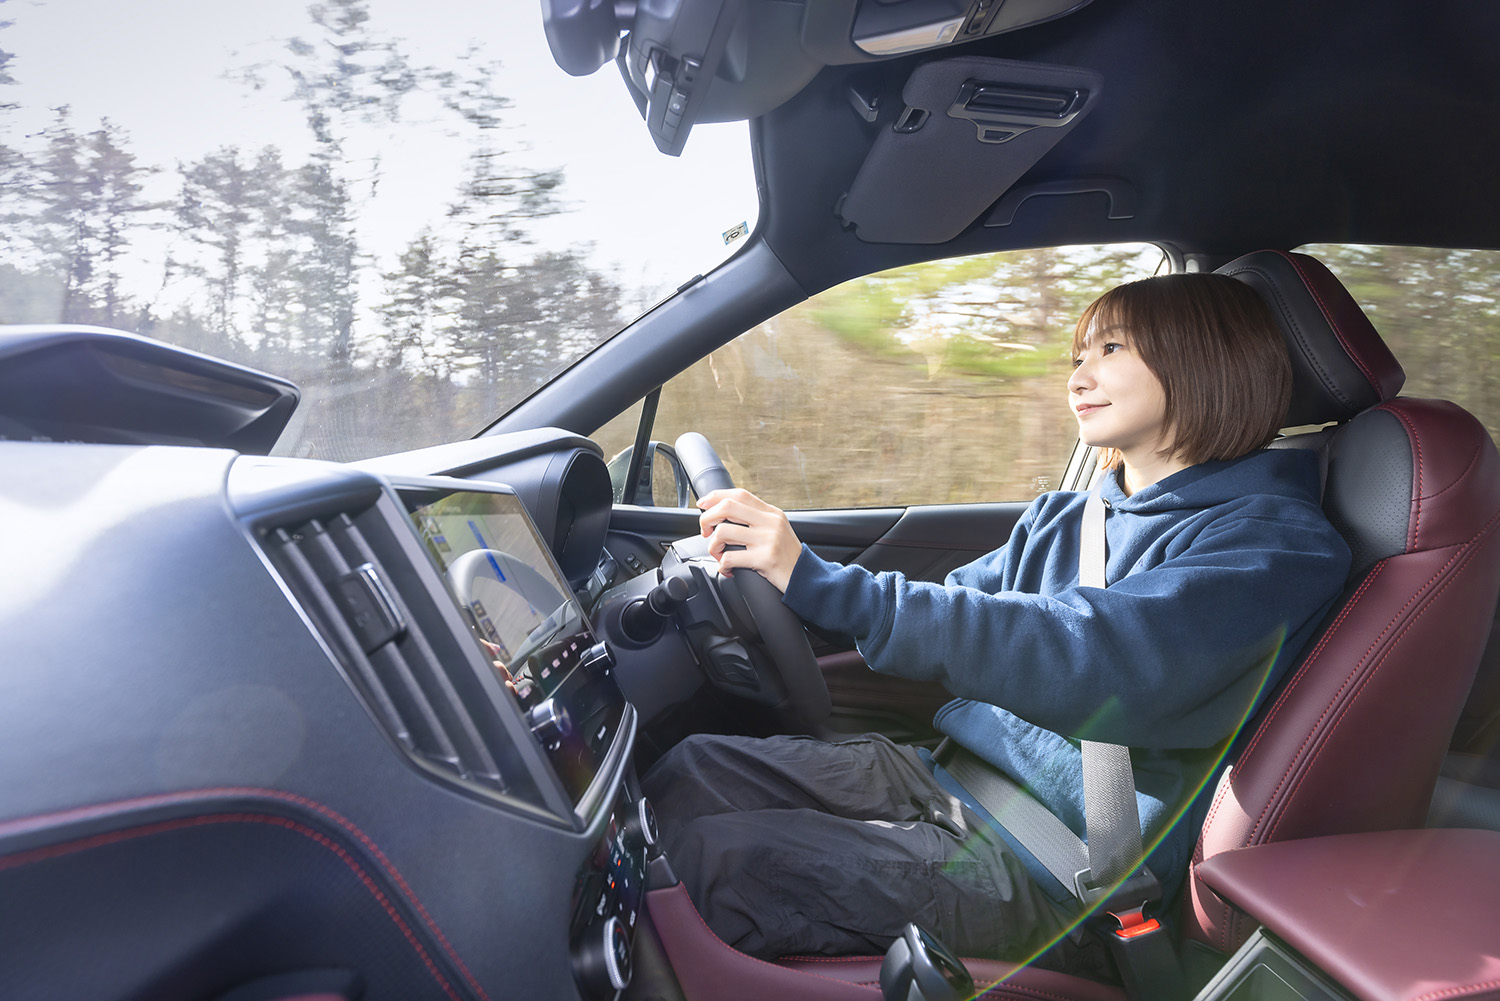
[
  {"xmin": 1299, "ymin": 245, "xmax": 1500, "ymax": 445},
  {"xmin": 599, "ymin": 245, "xmax": 1165, "ymax": 509}
]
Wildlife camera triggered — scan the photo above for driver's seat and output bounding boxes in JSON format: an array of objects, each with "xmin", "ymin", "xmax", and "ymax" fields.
[
  {"xmin": 639, "ymin": 250, "xmax": 1500, "ymax": 1000},
  {"xmin": 1183, "ymin": 250, "xmax": 1500, "ymax": 959}
]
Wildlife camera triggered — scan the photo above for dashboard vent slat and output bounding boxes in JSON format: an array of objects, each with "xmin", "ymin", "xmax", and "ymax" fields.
[
  {"xmin": 266, "ymin": 509, "xmax": 504, "ymax": 791},
  {"xmin": 272, "ymin": 526, "xmax": 414, "ymax": 748},
  {"xmin": 325, "ymin": 516, "xmax": 501, "ymax": 792}
]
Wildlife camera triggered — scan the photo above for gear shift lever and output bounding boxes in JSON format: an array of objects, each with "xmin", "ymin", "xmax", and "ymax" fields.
[{"xmin": 879, "ymin": 924, "xmax": 974, "ymax": 1001}]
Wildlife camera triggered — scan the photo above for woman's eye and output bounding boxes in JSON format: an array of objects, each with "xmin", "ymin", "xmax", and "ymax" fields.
[
  {"xmin": 1071, "ymin": 357, "xmax": 1082, "ymax": 368},
  {"xmin": 1102, "ymin": 342, "xmax": 1122, "ymax": 354}
]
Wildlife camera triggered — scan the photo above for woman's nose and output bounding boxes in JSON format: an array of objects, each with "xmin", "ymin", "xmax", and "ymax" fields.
[{"xmin": 1068, "ymin": 360, "xmax": 1092, "ymax": 392}]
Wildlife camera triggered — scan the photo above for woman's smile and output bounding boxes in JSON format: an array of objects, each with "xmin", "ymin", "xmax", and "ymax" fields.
[{"xmin": 1067, "ymin": 328, "xmax": 1188, "ymax": 492}]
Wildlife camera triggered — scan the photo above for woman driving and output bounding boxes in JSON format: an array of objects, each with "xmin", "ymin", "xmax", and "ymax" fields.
[{"xmin": 642, "ymin": 273, "xmax": 1352, "ymax": 968}]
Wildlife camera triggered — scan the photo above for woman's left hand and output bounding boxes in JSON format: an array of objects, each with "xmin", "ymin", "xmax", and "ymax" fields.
[{"xmin": 696, "ymin": 488, "xmax": 803, "ymax": 593}]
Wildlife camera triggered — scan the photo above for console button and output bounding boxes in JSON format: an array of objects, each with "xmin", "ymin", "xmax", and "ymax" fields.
[{"xmin": 573, "ymin": 915, "xmax": 631, "ymax": 998}]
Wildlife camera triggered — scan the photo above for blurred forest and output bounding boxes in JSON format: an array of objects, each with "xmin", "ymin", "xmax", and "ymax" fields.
[
  {"xmin": 610, "ymin": 242, "xmax": 1500, "ymax": 509},
  {"xmin": 629, "ymin": 244, "xmax": 1165, "ymax": 508},
  {"xmin": 3, "ymin": 3, "xmax": 1498, "ymax": 494},
  {"xmin": 0, "ymin": 0, "xmax": 625, "ymax": 458}
]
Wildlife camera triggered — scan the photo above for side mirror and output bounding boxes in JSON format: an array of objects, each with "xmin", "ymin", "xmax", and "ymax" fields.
[{"xmin": 606, "ymin": 441, "xmax": 693, "ymax": 508}]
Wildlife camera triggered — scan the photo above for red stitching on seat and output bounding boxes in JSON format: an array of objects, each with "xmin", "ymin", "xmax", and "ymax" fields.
[
  {"xmin": 1267, "ymin": 516, "xmax": 1500, "ymax": 843},
  {"xmin": 1411, "ymin": 977, "xmax": 1500, "ymax": 1001},
  {"xmin": 1282, "ymin": 252, "xmax": 1383, "ymax": 394},
  {"xmin": 974, "ymin": 981, "xmax": 1086, "ymax": 1001},
  {"xmin": 0, "ymin": 812, "xmax": 464, "ymax": 1001},
  {"xmin": 1192, "ymin": 763, "xmax": 1238, "ymax": 951},
  {"xmin": 1404, "ymin": 419, "xmax": 1486, "ymax": 507},
  {"xmin": 0, "ymin": 788, "xmax": 491, "ymax": 1001},
  {"xmin": 1234, "ymin": 565, "xmax": 1383, "ymax": 780},
  {"xmin": 1248, "ymin": 547, "xmax": 1462, "ymax": 845},
  {"xmin": 659, "ymin": 887, "xmax": 887, "ymax": 993},
  {"xmin": 1381, "ymin": 404, "xmax": 1424, "ymax": 550}
]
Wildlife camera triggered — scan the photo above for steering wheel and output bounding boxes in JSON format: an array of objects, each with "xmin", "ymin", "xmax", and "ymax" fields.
[{"xmin": 673, "ymin": 433, "xmax": 830, "ymax": 727}]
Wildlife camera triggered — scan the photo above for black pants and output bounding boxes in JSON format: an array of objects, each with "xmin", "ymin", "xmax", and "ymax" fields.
[{"xmin": 642, "ymin": 732, "xmax": 1070, "ymax": 960}]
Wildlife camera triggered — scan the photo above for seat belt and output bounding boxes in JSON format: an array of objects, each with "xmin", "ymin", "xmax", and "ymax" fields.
[
  {"xmin": 943, "ymin": 484, "xmax": 1145, "ymax": 902},
  {"xmin": 939, "ymin": 483, "xmax": 1185, "ymax": 998},
  {"xmin": 1075, "ymin": 485, "xmax": 1147, "ymax": 893}
]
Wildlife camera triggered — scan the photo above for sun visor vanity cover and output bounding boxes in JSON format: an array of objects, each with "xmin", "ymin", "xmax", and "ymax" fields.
[{"xmin": 839, "ymin": 57, "xmax": 1103, "ymax": 244}]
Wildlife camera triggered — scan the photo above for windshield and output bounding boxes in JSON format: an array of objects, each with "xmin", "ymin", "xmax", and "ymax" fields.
[{"xmin": 0, "ymin": 0, "xmax": 757, "ymax": 460}]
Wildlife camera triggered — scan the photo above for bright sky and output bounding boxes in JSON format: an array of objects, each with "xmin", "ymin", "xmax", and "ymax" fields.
[{"xmin": 0, "ymin": 0, "xmax": 758, "ymax": 300}]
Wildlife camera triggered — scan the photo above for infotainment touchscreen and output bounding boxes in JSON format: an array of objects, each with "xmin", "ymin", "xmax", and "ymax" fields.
[
  {"xmin": 405, "ymin": 488, "xmax": 623, "ymax": 804},
  {"xmin": 410, "ymin": 491, "xmax": 573, "ymax": 678}
]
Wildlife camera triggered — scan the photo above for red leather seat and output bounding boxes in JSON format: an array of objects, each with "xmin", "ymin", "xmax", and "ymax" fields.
[
  {"xmin": 1186, "ymin": 250, "xmax": 1500, "ymax": 957},
  {"xmin": 642, "ymin": 249, "xmax": 1500, "ymax": 997}
]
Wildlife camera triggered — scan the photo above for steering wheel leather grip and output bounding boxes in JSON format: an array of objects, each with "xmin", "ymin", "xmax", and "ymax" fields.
[{"xmin": 674, "ymin": 433, "xmax": 831, "ymax": 726}]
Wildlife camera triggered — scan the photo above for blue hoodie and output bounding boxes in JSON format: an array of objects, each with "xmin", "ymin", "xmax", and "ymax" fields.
[{"xmin": 781, "ymin": 448, "xmax": 1351, "ymax": 895}]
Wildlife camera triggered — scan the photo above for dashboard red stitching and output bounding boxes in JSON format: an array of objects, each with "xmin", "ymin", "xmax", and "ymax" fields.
[
  {"xmin": 0, "ymin": 812, "xmax": 464, "ymax": 1001},
  {"xmin": 0, "ymin": 787, "xmax": 492, "ymax": 1001}
]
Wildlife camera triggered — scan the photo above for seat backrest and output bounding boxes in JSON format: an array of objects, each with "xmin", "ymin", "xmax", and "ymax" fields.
[{"xmin": 1184, "ymin": 250, "xmax": 1500, "ymax": 954}]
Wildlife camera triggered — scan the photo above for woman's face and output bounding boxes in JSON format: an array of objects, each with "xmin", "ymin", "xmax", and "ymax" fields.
[{"xmin": 1068, "ymin": 326, "xmax": 1173, "ymax": 465}]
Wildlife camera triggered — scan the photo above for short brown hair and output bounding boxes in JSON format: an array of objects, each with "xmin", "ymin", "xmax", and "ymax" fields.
[{"xmin": 1072, "ymin": 273, "xmax": 1292, "ymax": 470}]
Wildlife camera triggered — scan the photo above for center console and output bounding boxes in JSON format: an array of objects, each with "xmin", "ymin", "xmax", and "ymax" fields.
[
  {"xmin": 399, "ymin": 482, "xmax": 656, "ymax": 1000},
  {"xmin": 1193, "ymin": 829, "xmax": 1500, "ymax": 1001}
]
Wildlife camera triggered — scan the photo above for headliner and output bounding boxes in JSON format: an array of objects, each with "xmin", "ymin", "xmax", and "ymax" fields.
[{"xmin": 753, "ymin": 0, "xmax": 1500, "ymax": 295}]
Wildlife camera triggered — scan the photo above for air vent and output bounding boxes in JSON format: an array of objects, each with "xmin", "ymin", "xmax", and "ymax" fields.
[{"xmin": 264, "ymin": 508, "xmax": 507, "ymax": 793}]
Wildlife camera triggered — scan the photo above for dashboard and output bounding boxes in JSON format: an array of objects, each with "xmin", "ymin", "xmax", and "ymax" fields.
[{"xmin": 0, "ymin": 423, "xmax": 654, "ymax": 1001}]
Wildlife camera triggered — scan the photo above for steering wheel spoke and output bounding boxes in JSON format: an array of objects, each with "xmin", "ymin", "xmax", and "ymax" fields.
[{"xmin": 669, "ymin": 433, "xmax": 831, "ymax": 726}]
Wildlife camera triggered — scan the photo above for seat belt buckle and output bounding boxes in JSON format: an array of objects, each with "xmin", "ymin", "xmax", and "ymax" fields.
[
  {"xmin": 1076, "ymin": 868, "xmax": 1187, "ymax": 1001},
  {"xmin": 1105, "ymin": 902, "xmax": 1162, "ymax": 940},
  {"xmin": 1072, "ymin": 866, "xmax": 1161, "ymax": 913}
]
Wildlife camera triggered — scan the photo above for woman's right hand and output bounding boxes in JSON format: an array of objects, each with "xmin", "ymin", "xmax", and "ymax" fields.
[{"xmin": 696, "ymin": 488, "xmax": 803, "ymax": 593}]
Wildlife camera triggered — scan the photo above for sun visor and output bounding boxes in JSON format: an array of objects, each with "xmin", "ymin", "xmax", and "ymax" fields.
[{"xmin": 838, "ymin": 57, "xmax": 1103, "ymax": 244}]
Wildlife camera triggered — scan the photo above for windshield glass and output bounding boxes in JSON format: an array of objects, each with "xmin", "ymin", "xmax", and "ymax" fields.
[{"xmin": 0, "ymin": 0, "xmax": 757, "ymax": 459}]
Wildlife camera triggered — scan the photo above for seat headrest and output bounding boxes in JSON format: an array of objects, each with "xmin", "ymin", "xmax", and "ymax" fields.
[{"xmin": 1217, "ymin": 250, "xmax": 1406, "ymax": 426}]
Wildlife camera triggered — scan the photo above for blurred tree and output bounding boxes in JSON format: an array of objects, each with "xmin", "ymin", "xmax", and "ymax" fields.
[
  {"xmin": 377, "ymin": 230, "xmax": 448, "ymax": 377},
  {"xmin": 289, "ymin": 154, "xmax": 360, "ymax": 367},
  {"xmin": 0, "ymin": 0, "xmax": 21, "ymax": 250},
  {"xmin": 81, "ymin": 120, "xmax": 154, "ymax": 326},
  {"xmin": 653, "ymin": 245, "xmax": 1163, "ymax": 508},
  {"xmin": 23, "ymin": 110, "xmax": 156, "ymax": 325},
  {"xmin": 245, "ymin": 149, "xmax": 301, "ymax": 365},
  {"xmin": 265, "ymin": 0, "xmax": 418, "ymax": 149},
  {"xmin": 174, "ymin": 147, "xmax": 263, "ymax": 351}
]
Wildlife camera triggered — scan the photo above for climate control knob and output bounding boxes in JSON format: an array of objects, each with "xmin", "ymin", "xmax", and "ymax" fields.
[
  {"xmin": 579, "ymin": 641, "xmax": 615, "ymax": 675},
  {"xmin": 525, "ymin": 698, "xmax": 573, "ymax": 747},
  {"xmin": 572, "ymin": 915, "xmax": 631, "ymax": 999},
  {"xmin": 621, "ymin": 797, "xmax": 659, "ymax": 853}
]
